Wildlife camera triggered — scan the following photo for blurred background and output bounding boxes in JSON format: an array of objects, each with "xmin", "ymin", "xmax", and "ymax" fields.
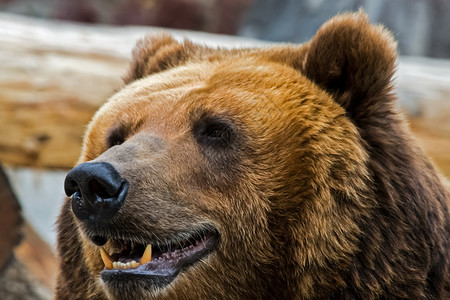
[{"xmin": 0, "ymin": 0, "xmax": 449, "ymax": 298}]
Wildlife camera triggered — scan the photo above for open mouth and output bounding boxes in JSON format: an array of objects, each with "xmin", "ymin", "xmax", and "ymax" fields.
[{"xmin": 97, "ymin": 227, "xmax": 220, "ymax": 288}]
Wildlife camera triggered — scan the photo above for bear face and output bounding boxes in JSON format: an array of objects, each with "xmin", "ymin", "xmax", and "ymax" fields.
[{"xmin": 56, "ymin": 12, "xmax": 449, "ymax": 300}]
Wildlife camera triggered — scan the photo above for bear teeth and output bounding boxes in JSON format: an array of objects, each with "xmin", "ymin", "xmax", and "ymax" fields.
[
  {"xmin": 100, "ymin": 244, "xmax": 152, "ymax": 270},
  {"xmin": 100, "ymin": 247, "xmax": 114, "ymax": 269},
  {"xmin": 140, "ymin": 244, "xmax": 152, "ymax": 265},
  {"xmin": 112, "ymin": 261, "xmax": 139, "ymax": 270}
]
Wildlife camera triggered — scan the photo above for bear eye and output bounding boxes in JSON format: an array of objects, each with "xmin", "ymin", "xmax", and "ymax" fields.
[
  {"xmin": 106, "ymin": 125, "xmax": 127, "ymax": 148},
  {"xmin": 203, "ymin": 123, "xmax": 232, "ymax": 140},
  {"xmin": 194, "ymin": 117, "xmax": 235, "ymax": 148}
]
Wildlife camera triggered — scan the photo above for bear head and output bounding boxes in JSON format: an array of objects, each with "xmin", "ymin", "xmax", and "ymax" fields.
[{"xmin": 56, "ymin": 12, "xmax": 449, "ymax": 300}]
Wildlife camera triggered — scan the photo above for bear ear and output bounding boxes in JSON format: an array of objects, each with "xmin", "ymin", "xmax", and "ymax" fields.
[
  {"xmin": 124, "ymin": 33, "xmax": 208, "ymax": 84},
  {"xmin": 302, "ymin": 11, "xmax": 398, "ymax": 119}
]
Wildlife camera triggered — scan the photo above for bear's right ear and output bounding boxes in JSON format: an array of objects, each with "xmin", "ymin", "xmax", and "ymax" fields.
[
  {"xmin": 301, "ymin": 11, "xmax": 398, "ymax": 120},
  {"xmin": 124, "ymin": 33, "xmax": 209, "ymax": 84}
]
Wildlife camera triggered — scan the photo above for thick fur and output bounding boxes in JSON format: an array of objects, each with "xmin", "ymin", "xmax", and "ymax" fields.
[{"xmin": 55, "ymin": 12, "xmax": 449, "ymax": 299}]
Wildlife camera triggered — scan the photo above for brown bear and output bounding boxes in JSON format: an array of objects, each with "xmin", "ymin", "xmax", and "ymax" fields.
[{"xmin": 55, "ymin": 12, "xmax": 450, "ymax": 299}]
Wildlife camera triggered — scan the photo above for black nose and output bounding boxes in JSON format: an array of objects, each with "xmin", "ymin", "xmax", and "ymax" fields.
[{"xmin": 64, "ymin": 162, "xmax": 129, "ymax": 222}]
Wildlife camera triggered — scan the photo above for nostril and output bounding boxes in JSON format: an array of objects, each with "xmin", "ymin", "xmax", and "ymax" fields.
[
  {"xmin": 89, "ymin": 179, "xmax": 112, "ymax": 199},
  {"xmin": 64, "ymin": 179, "xmax": 80, "ymax": 198}
]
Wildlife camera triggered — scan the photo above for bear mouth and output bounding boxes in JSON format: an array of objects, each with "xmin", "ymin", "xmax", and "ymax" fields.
[{"xmin": 97, "ymin": 227, "xmax": 220, "ymax": 289}]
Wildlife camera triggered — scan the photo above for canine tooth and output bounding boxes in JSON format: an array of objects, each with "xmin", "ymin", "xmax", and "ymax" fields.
[
  {"xmin": 100, "ymin": 247, "xmax": 114, "ymax": 270},
  {"xmin": 113, "ymin": 262, "xmax": 118, "ymax": 269},
  {"xmin": 140, "ymin": 244, "xmax": 152, "ymax": 265}
]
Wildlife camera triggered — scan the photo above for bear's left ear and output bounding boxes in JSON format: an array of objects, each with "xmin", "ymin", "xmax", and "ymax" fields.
[
  {"xmin": 124, "ymin": 33, "xmax": 212, "ymax": 84},
  {"xmin": 301, "ymin": 11, "xmax": 397, "ymax": 119}
]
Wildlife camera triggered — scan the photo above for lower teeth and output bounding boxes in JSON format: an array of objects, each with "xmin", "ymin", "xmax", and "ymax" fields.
[{"xmin": 112, "ymin": 260, "xmax": 139, "ymax": 270}]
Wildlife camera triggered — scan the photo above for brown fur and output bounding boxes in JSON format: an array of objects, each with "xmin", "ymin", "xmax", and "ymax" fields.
[{"xmin": 56, "ymin": 12, "xmax": 449, "ymax": 299}]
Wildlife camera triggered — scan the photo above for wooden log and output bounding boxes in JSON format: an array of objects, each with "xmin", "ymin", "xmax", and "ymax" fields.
[
  {"xmin": 0, "ymin": 13, "xmax": 449, "ymax": 172},
  {"xmin": 0, "ymin": 15, "xmax": 126, "ymax": 168}
]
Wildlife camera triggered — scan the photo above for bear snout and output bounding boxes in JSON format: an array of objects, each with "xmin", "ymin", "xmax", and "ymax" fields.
[{"xmin": 64, "ymin": 162, "xmax": 129, "ymax": 226}]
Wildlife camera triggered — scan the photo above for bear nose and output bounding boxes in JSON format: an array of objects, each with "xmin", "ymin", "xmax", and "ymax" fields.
[{"xmin": 64, "ymin": 162, "xmax": 129, "ymax": 222}]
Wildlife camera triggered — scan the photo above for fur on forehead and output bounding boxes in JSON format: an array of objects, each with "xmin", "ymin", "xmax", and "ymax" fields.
[{"xmin": 124, "ymin": 11, "xmax": 397, "ymax": 125}]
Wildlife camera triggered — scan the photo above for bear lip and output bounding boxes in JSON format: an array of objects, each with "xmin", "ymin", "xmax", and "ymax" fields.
[{"xmin": 99, "ymin": 227, "xmax": 220, "ymax": 289}]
